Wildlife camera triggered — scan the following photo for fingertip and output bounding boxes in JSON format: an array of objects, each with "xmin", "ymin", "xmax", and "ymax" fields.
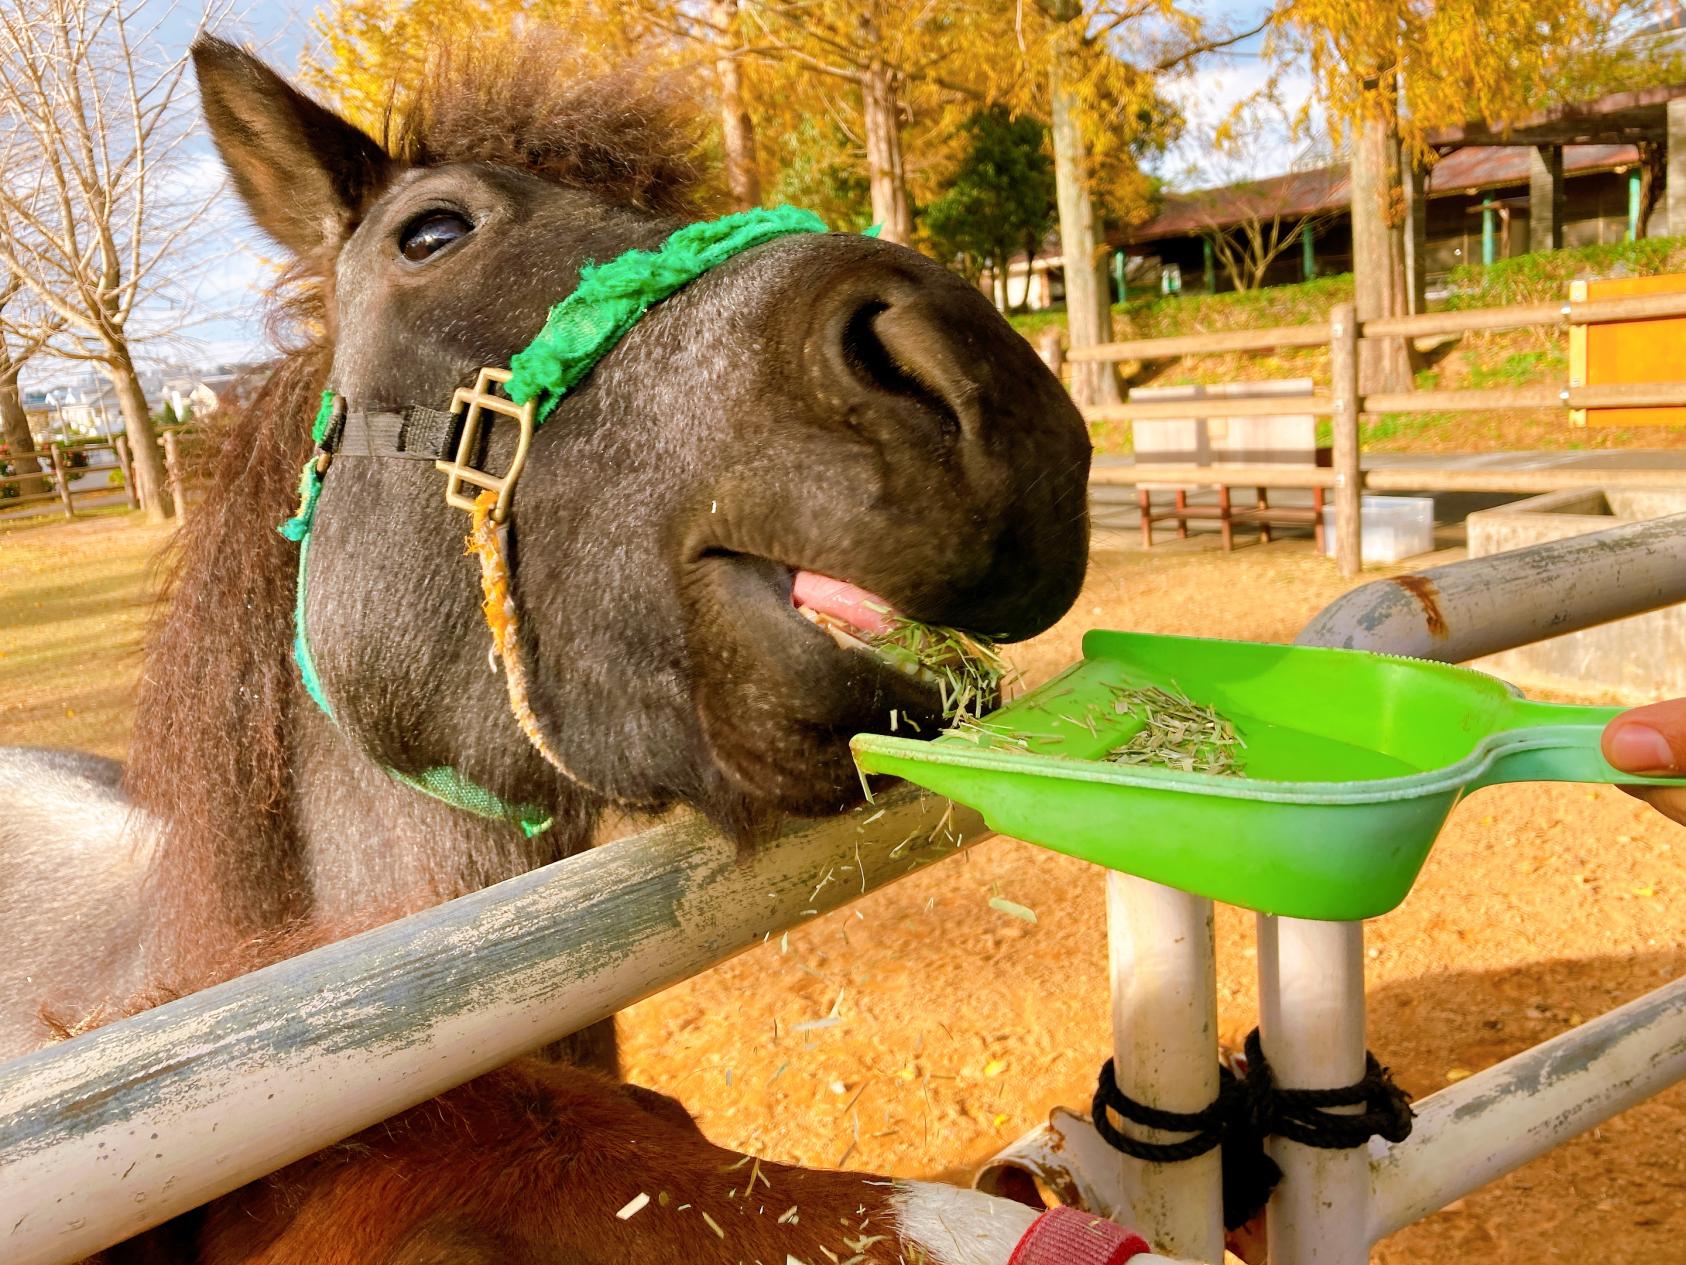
[{"xmin": 1603, "ymin": 721, "xmax": 1679, "ymax": 775}]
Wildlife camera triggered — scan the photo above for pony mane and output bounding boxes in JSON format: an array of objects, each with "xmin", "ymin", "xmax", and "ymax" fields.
[
  {"xmin": 383, "ymin": 39, "xmax": 711, "ymax": 218},
  {"xmin": 125, "ymin": 38, "xmax": 712, "ymax": 967}
]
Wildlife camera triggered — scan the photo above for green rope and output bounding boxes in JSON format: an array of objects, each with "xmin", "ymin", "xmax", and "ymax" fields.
[
  {"xmin": 308, "ymin": 387, "xmax": 337, "ymax": 446},
  {"xmin": 391, "ymin": 766, "xmax": 554, "ymax": 838},
  {"xmin": 506, "ymin": 205, "xmax": 827, "ymax": 422},
  {"xmin": 280, "ymin": 208, "xmax": 831, "ymax": 838},
  {"xmin": 278, "ymin": 461, "xmax": 323, "ymax": 543},
  {"xmin": 290, "ymin": 527, "xmax": 334, "ymax": 717},
  {"xmin": 284, "ymin": 462, "xmax": 550, "ymax": 834},
  {"xmin": 279, "ymin": 393, "xmax": 336, "ymax": 542}
]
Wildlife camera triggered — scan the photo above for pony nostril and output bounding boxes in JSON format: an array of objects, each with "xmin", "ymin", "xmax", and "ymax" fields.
[{"xmin": 836, "ymin": 298, "xmax": 965, "ymax": 438}]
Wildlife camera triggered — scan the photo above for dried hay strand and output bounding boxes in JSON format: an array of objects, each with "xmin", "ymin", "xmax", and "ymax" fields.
[
  {"xmin": 867, "ymin": 617, "xmax": 1015, "ymax": 726},
  {"xmin": 1104, "ymin": 683, "xmax": 1246, "ymax": 776}
]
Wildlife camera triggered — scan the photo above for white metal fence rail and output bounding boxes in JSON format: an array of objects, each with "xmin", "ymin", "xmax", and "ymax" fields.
[
  {"xmin": 1044, "ymin": 509, "xmax": 1686, "ymax": 1264},
  {"xmin": 0, "ymin": 791, "xmax": 983, "ymax": 1263}
]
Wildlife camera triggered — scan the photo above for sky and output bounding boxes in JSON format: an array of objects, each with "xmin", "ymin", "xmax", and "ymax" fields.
[
  {"xmin": 161, "ymin": 1, "xmax": 318, "ymax": 370},
  {"xmin": 1151, "ymin": 1, "xmax": 1320, "ymax": 188},
  {"xmin": 66, "ymin": 0, "xmax": 1303, "ymax": 377}
]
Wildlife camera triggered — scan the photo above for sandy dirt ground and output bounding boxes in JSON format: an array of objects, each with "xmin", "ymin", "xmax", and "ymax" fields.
[{"xmin": 2, "ymin": 511, "xmax": 1682, "ymax": 1263}]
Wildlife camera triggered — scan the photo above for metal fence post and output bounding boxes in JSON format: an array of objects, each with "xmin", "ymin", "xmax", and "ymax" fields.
[
  {"xmin": 1107, "ymin": 874, "xmax": 1225, "ymax": 1262},
  {"xmin": 113, "ymin": 435, "xmax": 139, "ymax": 509},
  {"xmin": 1257, "ymin": 916, "xmax": 1371, "ymax": 1265},
  {"xmin": 1329, "ymin": 303, "xmax": 1362, "ymax": 576},
  {"xmin": 1298, "ymin": 512, "xmax": 1686, "ymax": 658},
  {"xmin": 162, "ymin": 431, "xmax": 185, "ymax": 521},
  {"xmin": 47, "ymin": 446, "xmax": 73, "ymax": 518}
]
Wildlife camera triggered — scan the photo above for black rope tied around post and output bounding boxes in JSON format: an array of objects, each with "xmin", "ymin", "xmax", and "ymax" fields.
[{"xmin": 1091, "ymin": 1029, "xmax": 1414, "ymax": 1230}]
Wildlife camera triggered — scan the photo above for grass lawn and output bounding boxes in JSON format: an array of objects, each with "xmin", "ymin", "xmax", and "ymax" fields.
[{"xmin": 0, "ymin": 510, "xmax": 174, "ymax": 759}]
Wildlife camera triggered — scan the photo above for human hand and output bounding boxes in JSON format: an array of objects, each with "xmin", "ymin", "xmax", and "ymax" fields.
[{"xmin": 1602, "ymin": 701, "xmax": 1686, "ymax": 825}]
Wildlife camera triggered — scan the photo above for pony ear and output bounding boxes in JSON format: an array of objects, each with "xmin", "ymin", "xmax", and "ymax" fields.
[{"xmin": 193, "ymin": 36, "xmax": 393, "ymax": 257}]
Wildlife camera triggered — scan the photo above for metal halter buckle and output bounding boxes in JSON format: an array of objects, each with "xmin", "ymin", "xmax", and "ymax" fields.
[{"xmin": 435, "ymin": 366, "xmax": 537, "ymax": 523}]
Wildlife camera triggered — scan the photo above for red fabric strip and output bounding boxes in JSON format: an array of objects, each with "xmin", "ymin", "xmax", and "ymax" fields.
[{"xmin": 1007, "ymin": 1205, "xmax": 1152, "ymax": 1265}]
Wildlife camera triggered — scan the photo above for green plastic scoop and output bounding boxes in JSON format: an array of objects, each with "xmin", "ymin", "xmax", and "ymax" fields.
[{"xmin": 851, "ymin": 631, "xmax": 1684, "ymax": 921}]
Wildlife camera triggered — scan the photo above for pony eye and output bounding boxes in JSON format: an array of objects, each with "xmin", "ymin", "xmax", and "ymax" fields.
[{"xmin": 399, "ymin": 211, "xmax": 472, "ymax": 262}]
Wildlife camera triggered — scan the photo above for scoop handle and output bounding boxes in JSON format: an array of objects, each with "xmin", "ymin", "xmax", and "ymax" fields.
[{"xmin": 1478, "ymin": 699, "xmax": 1683, "ymax": 788}]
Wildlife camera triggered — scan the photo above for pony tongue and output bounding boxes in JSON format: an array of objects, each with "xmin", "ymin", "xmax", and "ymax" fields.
[{"xmin": 791, "ymin": 571, "xmax": 897, "ymax": 638}]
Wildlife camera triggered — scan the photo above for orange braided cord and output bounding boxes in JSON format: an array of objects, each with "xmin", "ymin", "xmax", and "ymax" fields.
[{"xmin": 466, "ymin": 491, "xmax": 579, "ymax": 782}]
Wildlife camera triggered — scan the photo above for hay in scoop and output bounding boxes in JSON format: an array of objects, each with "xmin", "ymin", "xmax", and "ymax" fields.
[{"xmin": 1104, "ymin": 683, "xmax": 1246, "ymax": 776}]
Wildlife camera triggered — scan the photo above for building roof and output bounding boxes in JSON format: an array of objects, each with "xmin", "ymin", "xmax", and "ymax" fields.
[
  {"xmin": 1425, "ymin": 81, "xmax": 1686, "ymax": 148},
  {"xmin": 1127, "ymin": 143, "xmax": 1641, "ymax": 243}
]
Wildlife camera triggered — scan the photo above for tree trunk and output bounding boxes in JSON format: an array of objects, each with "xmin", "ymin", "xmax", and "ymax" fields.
[
  {"xmin": 1048, "ymin": 22, "xmax": 1119, "ymax": 407},
  {"xmin": 709, "ymin": 0, "xmax": 761, "ymax": 210},
  {"xmin": 0, "ymin": 365, "xmax": 49, "ymax": 501},
  {"xmin": 106, "ymin": 347, "xmax": 172, "ymax": 522},
  {"xmin": 1401, "ymin": 141, "xmax": 1430, "ymax": 315},
  {"xmin": 861, "ymin": 59, "xmax": 912, "ymax": 245},
  {"xmin": 1350, "ymin": 104, "xmax": 1413, "ymax": 395},
  {"xmin": 1017, "ymin": 236, "xmax": 1040, "ymax": 313},
  {"xmin": 1638, "ymin": 141, "xmax": 1664, "ymax": 237}
]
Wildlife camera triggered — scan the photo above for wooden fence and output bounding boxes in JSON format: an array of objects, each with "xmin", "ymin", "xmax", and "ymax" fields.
[
  {"xmin": 1070, "ymin": 290, "xmax": 1686, "ymax": 575},
  {"xmin": 0, "ymin": 429, "xmax": 194, "ymax": 520}
]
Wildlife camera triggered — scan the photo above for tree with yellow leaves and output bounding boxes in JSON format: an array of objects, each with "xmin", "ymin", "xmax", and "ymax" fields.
[
  {"xmin": 726, "ymin": 0, "xmax": 1032, "ymax": 244},
  {"xmin": 302, "ymin": 0, "xmax": 655, "ymax": 133},
  {"xmin": 306, "ymin": 0, "xmax": 780, "ymax": 211},
  {"xmin": 1273, "ymin": 0, "xmax": 1676, "ymax": 391},
  {"xmin": 299, "ymin": 0, "xmax": 1192, "ymax": 378},
  {"xmin": 1016, "ymin": 2, "xmax": 1273, "ymax": 405},
  {"xmin": 304, "ymin": 0, "xmax": 1000, "ymax": 229}
]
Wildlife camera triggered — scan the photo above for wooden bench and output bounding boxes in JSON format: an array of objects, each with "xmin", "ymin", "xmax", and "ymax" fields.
[{"xmin": 1131, "ymin": 379, "xmax": 1330, "ymax": 550}]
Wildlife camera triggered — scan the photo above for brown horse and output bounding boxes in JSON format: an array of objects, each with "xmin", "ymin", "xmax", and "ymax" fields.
[
  {"xmin": 84, "ymin": 1057, "xmax": 1180, "ymax": 1265},
  {"xmin": 3, "ymin": 28, "xmax": 1136, "ymax": 1265},
  {"xmin": 0, "ymin": 34, "xmax": 1088, "ymax": 1062},
  {"xmin": 4, "ymin": 30, "xmax": 1109, "ymax": 1262}
]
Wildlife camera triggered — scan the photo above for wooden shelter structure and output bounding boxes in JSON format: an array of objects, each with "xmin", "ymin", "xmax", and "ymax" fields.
[{"xmin": 991, "ymin": 81, "xmax": 1686, "ymax": 306}]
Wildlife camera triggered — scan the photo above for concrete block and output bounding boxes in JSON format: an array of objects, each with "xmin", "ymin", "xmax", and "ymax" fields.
[{"xmin": 1468, "ymin": 488, "xmax": 1686, "ymax": 701}]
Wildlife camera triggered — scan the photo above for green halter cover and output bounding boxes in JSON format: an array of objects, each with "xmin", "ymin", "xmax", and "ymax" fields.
[{"xmin": 280, "ymin": 205, "xmax": 830, "ymax": 836}]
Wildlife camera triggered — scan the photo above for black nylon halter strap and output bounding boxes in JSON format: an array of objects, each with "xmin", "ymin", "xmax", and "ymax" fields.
[{"xmin": 323, "ymin": 404, "xmax": 464, "ymax": 462}]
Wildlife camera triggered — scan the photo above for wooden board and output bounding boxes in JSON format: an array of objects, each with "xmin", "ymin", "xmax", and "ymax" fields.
[{"xmin": 1570, "ymin": 273, "xmax": 1686, "ymax": 428}]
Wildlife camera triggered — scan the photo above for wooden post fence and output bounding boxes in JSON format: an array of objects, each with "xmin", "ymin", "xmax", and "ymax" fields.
[
  {"xmin": 114, "ymin": 435, "xmax": 139, "ymax": 510},
  {"xmin": 162, "ymin": 432, "xmax": 185, "ymax": 522},
  {"xmin": 47, "ymin": 446, "xmax": 73, "ymax": 519},
  {"xmin": 1067, "ymin": 286, "xmax": 1686, "ymax": 571},
  {"xmin": 0, "ymin": 434, "xmax": 195, "ymax": 521},
  {"xmin": 1329, "ymin": 303, "xmax": 1363, "ymax": 576}
]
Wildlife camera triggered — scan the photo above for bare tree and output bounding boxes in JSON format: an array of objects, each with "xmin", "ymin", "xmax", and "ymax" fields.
[
  {"xmin": 1184, "ymin": 120, "xmax": 1341, "ymax": 292},
  {"xmin": 0, "ymin": 277, "xmax": 59, "ymax": 501},
  {"xmin": 1198, "ymin": 206, "xmax": 1327, "ymax": 292},
  {"xmin": 0, "ymin": 0, "xmax": 216, "ymax": 522}
]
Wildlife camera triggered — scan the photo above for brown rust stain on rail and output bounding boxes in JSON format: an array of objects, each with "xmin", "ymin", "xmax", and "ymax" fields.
[{"xmin": 1393, "ymin": 575, "xmax": 1449, "ymax": 640}]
